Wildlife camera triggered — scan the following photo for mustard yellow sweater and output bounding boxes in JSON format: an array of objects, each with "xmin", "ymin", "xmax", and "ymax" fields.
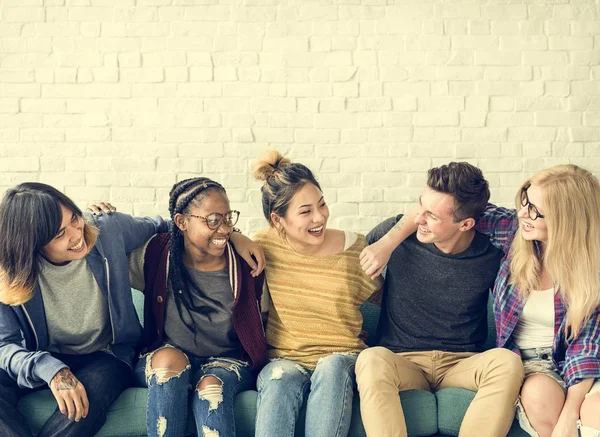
[{"xmin": 254, "ymin": 228, "xmax": 382, "ymax": 370}]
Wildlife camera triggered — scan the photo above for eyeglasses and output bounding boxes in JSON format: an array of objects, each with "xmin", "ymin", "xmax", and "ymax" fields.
[
  {"xmin": 519, "ymin": 186, "xmax": 545, "ymax": 220},
  {"xmin": 186, "ymin": 210, "xmax": 240, "ymax": 230}
]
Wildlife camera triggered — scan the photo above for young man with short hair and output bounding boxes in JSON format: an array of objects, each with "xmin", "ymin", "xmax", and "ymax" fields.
[{"xmin": 356, "ymin": 162, "xmax": 524, "ymax": 437}]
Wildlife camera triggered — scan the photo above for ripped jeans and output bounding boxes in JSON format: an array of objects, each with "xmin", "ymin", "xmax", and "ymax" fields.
[
  {"xmin": 134, "ymin": 347, "xmax": 254, "ymax": 437},
  {"xmin": 255, "ymin": 354, "xmax": 358, "ymax": 437}
]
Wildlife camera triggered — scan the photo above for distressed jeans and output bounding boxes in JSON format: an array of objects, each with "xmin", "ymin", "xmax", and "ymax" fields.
[
  {"xmin": 134, "ymin": 350, "xmax": 254, "ymax": 437},
  {"xmin": 255, "ymin": 353, "xmax": 358, "ymax": 437},
  {"xmin": 0, "ymin": 351, "xmax": 131, "ymax": 437}
]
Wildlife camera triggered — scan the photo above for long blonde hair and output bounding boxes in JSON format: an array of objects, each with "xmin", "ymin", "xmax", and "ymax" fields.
[{"xmin": 509, "ymin": 164, "xmax": 600, "ymax": 339}]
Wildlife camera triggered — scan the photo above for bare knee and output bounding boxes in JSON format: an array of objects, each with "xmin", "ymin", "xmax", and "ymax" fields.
[
  {"xmin": 197, "ymin": 375, "xmax": 224, "ymax": 412},
  {"xmin": 581, "ymin": 392, "xmax": 600, "ymax": 428},
  {"xmin": 148, "ymin": 348, "xmax": 189, "ymax": 383},
  {"xmin": 520, "ymin": 375, "xmax": 564, "ymax": 431},
  {"xmin": 197, "ymin": 375, "xmax": 222, "ymax": 391}
]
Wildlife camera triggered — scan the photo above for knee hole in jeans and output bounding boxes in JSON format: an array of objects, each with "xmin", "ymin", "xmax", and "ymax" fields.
[
  {"xmin": 147, "ymin": 347, "xmax": 189, "ymax": 384},
  {"xmin": 197, "ymin": 375, "xmax": 224, "ymax": 411}
]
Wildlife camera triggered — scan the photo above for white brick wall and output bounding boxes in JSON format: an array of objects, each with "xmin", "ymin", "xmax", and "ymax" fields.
[{"xmin": 1, "ymin": 0, "xmax": 599, "ymax": 234}]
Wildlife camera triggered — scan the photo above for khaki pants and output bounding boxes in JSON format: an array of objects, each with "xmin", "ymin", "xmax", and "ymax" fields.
[{"xmin": 355, "ymin": 347, "xmax": 525, "ymax": 437}]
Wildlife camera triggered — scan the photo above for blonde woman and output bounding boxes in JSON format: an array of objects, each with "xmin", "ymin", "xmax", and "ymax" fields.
[{"xmin": 360, "ymin": 164, "xmax": 600, "ymax": 437}]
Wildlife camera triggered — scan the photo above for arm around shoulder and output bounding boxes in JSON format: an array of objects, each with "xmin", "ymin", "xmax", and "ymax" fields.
[
  {"xmin": 474, "ymin": 203, "xmax": 518, "ymax": 254},
  {"xmin": 91, "ymin": 212, "xmax": 170, "ymax": 254},
  {"xmin": 361, "ymin": 206, "xmax": 419, "ymax": 279}
]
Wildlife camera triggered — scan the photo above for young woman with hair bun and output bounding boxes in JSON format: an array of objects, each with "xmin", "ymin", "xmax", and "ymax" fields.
[{"xmin": 233, "ymin": 150, "xmax": 382, "ymax": 437}]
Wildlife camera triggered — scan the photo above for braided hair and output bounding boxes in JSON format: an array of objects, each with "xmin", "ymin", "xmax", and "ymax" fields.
[{"xmin": 167, "ymin": 177, "xmax": 228, "ymax": 336}]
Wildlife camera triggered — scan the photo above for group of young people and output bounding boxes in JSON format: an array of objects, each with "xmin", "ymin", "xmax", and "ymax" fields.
[{"xmin": 0, "ymin": 149, "xmax": 598, "ymax": 437}]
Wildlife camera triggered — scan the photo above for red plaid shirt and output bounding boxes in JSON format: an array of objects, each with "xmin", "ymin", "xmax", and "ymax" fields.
[{"xmin": 476, "ymin": 204, "xmax": 600, "ymax": 388}]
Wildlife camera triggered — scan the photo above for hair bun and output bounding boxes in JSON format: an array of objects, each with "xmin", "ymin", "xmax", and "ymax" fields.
[{"xmin": 252, "ymin": 150, "xmax": 291, "ymax": 181}]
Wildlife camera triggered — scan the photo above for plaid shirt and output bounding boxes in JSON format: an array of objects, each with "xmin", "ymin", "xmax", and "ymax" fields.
[{"xmin": 476, "ymin": 204, "xmax": 600, "ymax": 388}]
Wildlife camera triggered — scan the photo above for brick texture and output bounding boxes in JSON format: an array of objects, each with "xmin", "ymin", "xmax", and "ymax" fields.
[{"xmin": 0, "ymin": 1, "xmax": 599, "ymax": 233}]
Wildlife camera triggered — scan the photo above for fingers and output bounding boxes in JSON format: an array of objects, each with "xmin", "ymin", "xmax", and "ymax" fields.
[
  {"xmin": 251, "ymin": 249, "xmax": 266, "ymax": 276},
  {"xmin": 86, "ymin": 204, "xmax": 103, "ymax": 215},
  {"xmin": 370, "ymin": 267, "xmax": 383, "ymax": 281},
  {"xmin": 364, "ymin": 260, "xmax": 380, "ymax": 277},
  {"xmin": 86, "ymin": 202, "xmax": 116, "ymax": 216},
  {"xmin": 65, "ymin": 396, "xmax": 76, "ymax": 421},
  {"xmin": 360, "ymin": 251, "xmax": 378, "ymax": 274},
  {"xmin": 53, "ymin": 389, "xmax": 88, "ymax": 422},
  {"xmin": 99, "ymin": 202, "xmax": 116, "ymax": 214},
  {"xmin": 73, "ymin": 393, "xmax": 84, "ymax": 422},
  {"xmin": 55, "ymin": 392, "xmax": 67, "ymax": 416},
  {"xmin": 50, "ymin": 369, "xmax": 88, "ymax": 422},
  {"xmin": 360, "ymin": 254, "xmax": 372, "ymax": 268},
  {"xmin": 240, "ymin": 252, "xmax": 257, "ymax": 275},
  {"xmin": 80, "ymin": 385, "xmax": 89, "ymax": 419}
]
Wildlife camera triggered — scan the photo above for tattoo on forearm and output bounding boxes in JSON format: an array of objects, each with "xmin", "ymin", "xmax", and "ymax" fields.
[
  {"xmin": 392, "ymin": 215, "xmax": 407, "ymax": 230},
  {"xmin": 53, "ymin": 369, "xmax": 79, "ymax": 391}
]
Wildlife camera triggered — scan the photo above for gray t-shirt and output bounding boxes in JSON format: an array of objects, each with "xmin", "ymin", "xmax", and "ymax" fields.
[
  {"xmin": 38, "ymin": 258, "xmax": 112, "ymax": 355},
  {"xmin": 367, "ymin": 215, "xmax": 503, "ymax": 353},
  {"xmin": 164, "ymin": 266, "xmax": 242, "ymax": 359}
]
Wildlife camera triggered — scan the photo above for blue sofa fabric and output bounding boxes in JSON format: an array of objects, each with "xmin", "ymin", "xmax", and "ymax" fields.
[{"xmin": 17, "ymin": 290, "xmax": 528, "ymax": 436}]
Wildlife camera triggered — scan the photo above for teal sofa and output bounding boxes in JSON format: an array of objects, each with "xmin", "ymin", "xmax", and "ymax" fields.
[{"xmin": 18, "ymin": 290, "xmax": 527, "ymax": 437}]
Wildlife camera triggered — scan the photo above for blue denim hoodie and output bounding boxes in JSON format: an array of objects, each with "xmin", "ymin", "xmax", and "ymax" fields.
[{"xmin": 0, "ymin": 212, "xmax": 168, "ymax": 389}]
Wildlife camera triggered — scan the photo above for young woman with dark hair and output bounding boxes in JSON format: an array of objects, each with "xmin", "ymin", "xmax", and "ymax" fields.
[
  {"xmin": 124, "ymin": 177, "xmax": 267, "ymax": 437},
  {"xmin": 230, "ymin": 150, "xmax": 382, "ymax": 437},
  {"xmin": 0, "ymin": 182, "xmax": 169, "ymax": 437}
]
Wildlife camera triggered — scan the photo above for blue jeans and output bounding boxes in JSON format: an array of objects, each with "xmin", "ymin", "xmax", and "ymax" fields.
[
  {"xmin": 255, "ymin": 353, "xmax": 358, "ymax": 437},
  {"xmin": 0, "ymin": 351, "xmax": 131, "ymax": 437},
  {"xmin": 134, "ymin": 348, "xmax": 254, "ymax": 437}
]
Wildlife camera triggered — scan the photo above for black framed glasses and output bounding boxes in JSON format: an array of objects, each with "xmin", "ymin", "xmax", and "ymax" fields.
[
  {"xmin": 519, "ymin": 186, "xmax": 545, "ymax": 220},
  {"xmin": 186, "ymin": 210, "xmax": 240, "ymax": 230}
]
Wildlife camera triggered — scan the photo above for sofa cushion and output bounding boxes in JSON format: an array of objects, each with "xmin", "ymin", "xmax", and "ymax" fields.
[
  {"xmin": 18, "ymin": 388, "xmax": 148, "ymax": 437},
  {"xmin": 18, "ymin": 387, "xmax": 437, "ymax": 437},
  {"xmin": 16, "ymin": 289, "xmax": 503, "ymax": 436}
]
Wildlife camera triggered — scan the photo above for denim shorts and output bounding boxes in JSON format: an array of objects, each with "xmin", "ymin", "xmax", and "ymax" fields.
[
  {"xmin": 515, "ymin": 347, "xmax": 600, "ymax": 437},
  {"xmin": 520, "ymin": 347, "xmax": 566, "ymax": 392}
]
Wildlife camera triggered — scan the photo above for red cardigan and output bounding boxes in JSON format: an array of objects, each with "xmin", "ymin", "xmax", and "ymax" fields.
[{"xmin": 138, "ymin": 233, "xmax": 267, "ymax": 370}]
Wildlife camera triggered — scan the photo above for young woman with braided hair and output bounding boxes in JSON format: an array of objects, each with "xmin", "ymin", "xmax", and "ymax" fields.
[{"xmin": 125, "ymin": 177, "xmax": 267, "ymax": 437}]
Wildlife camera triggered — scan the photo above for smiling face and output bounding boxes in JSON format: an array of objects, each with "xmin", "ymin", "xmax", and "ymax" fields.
[
  {"xmin": 272, "ymin": 183, "xmax": 329, "ymax": 252},
  {"xmin": 175, "ymin": 190, "xmax": 233, "ymax": 265},
  {"xmin": 42, "ymin": 204, "xmax": 89, "ymax": 264},
  {"xmin": 414, "ymin": 187, "xmax": 474, "ymax": 252},
  {"xmin": 518, "ymin": 183, "xmax": 548, "ymax": 243}
]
